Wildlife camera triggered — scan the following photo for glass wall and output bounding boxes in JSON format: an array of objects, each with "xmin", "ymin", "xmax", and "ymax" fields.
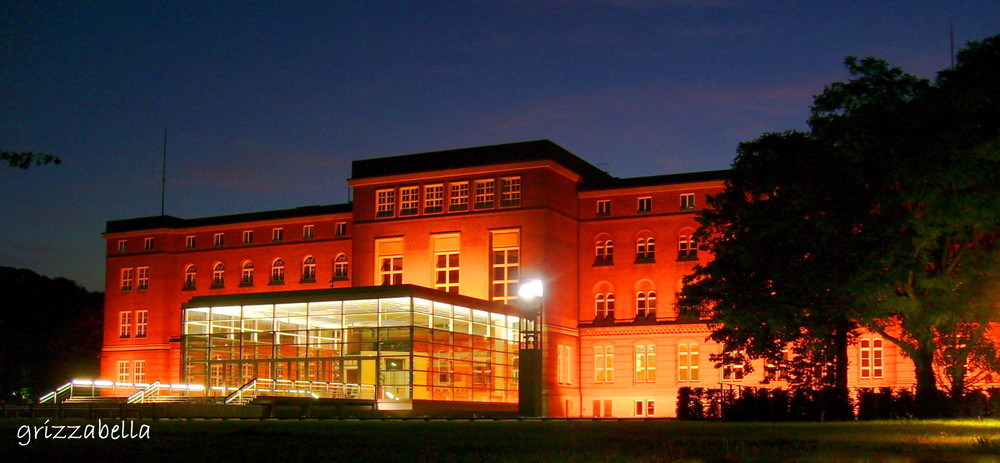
[{"xmin": 182, "ymin": 295, "xmax": 520, "ymax": 403}]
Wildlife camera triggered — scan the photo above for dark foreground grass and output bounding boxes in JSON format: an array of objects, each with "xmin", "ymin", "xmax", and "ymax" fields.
[{"xmin": 3, "ymin": 418, "xmax": 1000, "ymax": 462}]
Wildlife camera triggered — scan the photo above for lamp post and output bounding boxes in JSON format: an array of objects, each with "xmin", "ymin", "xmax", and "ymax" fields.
[{"xmin": 518, "ymin": 279, "xmax": 544, "ymax": 417}]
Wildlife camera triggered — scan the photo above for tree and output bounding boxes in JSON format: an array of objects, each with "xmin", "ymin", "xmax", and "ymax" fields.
[{"xmin": 1, "ymin": 151, "xmax": 61, "ymax": 169}]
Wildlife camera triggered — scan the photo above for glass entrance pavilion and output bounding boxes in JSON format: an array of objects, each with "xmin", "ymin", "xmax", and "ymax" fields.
[{"xmin": 182, "ymin": 285, "xmax": 521, "ymax": 410}]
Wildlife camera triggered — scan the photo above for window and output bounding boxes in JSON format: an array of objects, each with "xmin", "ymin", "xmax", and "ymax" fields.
[
  {"xmin": 272, "ymin": 228, "xmax": 284, "ymax": 242},
  {"xmin": 558, "ymin": 345, "xmax": 572, "ymax": 384},
  {"xmin": 638, "ymin": 197, "xmax": 652, "ymax": 213},
  {"xmin": 635, "ymin": 400, "xmax": 655, "ymax": 417},
  {"xmin": 333, "ymin": 254, "xmax": 349, "ymax": 280},
  {"xmin": 117, "ymin": 240, "xmax": 128, "ymax": 253},
  {"xmin": 636, "ymin": 237, "xmax": 655, "ymax": 262},
  {"xmin": 271, "ymin": 259, "xmax": 285, "ymax": 284},
  {"xmin": 491, "ymin": 249, "xmax": 519, "ymax": 302},
  {"xmin": 400, "ymin": 186, "xmax": 419, "ymax": 215},
  {"xmin": 376, "ymin": 188, "xmax": 395, "ymax": 217},
  {"xmin": 241, "ymin": 261, "xmax": 254, "ymax": 286},
  {"xmin": 593, "ymin": 399, "xmax": 613, "ymax": 418},
  {"xmin": 595, "ymin": 240, "xmax": 613, "ymax": 266},
  {"xmin": 765, "ymin": 349, "xmax": 792, "ymax": 382},
  {"xmin": 133, "ymin": 360, "xmax": 146, "ymax": 384},
  {"xmin": 144, "ymin": 237, "xmax": 154, "ymax": 251},
  {"xmin": 724, "ymin": 353, "xmax": 745, "ymax": 381},
  {"xmin": 597, "ymin": 200, "xmax": 611, "ymax": 216},
  {"xmin": 301, "ymin": 256, "xmax": 316, "ymax": 282},
  {"xmin": 635, "ymin": 345, "xmax": 656, "ymax": 382},
  {"xmin": 678, "ymin": 235, "xmax": 697, "ymax": 260},
  {"xmin": 243, "ymin": 230, "xmax": 254, "ymax": 244},
  {"xmin": 595, "ymin": 293, "xmax": 616, "ymax": 319},
  {"xmin": 137, "ymin": 267, "xmax": 149, "ymax": 290},
  {"xmin": 860, "ymin": 339, "xmax": 884, "ymax": 379},
  {"xmin": 303, "ymin": 225, "xmax": 314, "ymax": 239},
  {"xmin": 424, "ymin": 184, "xmax": 444, "ymax": 213},
  {"xmin": 379, "ymin": 256, "xmax": 403, "ymax": 285},
  {"xmin": 595, "ymin": 346, "xmax": 614, "ymax": 383},
  {"xmin": 680, "ymin": 193, "xmax": 695, "ymax": 210},
  {"xmin": 184, "ymin": 265, "xmax": 196, "ymax": 290},
  {"xmin": 636, "ymin": 291, "xmax": 656, "ymax": 318},
  {"xmin": 434, "ymin": 252, "xmax": 460, "ymax": 293},
  {"xmin": 186, "ymin": 235, "xmax": 196, "ymax": 249},
  {"xmin": 334, "ymin": 222, "xmax": 347, "ymax": 237},
  {"xmin": 212, "ymin": 262, "xmax": 225, "ymax": 288},
  {"xmin": 435, "ymin": 359, "xmax": 454, "ymax": 385},
  {"xmin": 214, "ymin": 233, "xmax": 224, "ymax": 247},
  {"xmin": 678, "ymin": 343, "xmax": 699, "ymax": 382},
  {"xmin": 119, "ymin": 311, "xmax": 132, "ymax": 338},
  {"xmin": 474, "ymin": 179, "xmax": 495, "ymax": 209},
  {"xmin": 117, "ymin": 361, "xmax": 130, "ymax": 384},
  {"xmin": 136, "ymin": 310, "xmax": 148, "ymax": 338},
  {"xmin": 501, "ymin": 177, "xmax": 521, "ymax": 206},
  {"xmin": 449, "ymin": 182, "xmax": 469, "ymax": 211},
  {"xmin": 120, "ymin": 268, "xmax": 134, "ymax": 291}
]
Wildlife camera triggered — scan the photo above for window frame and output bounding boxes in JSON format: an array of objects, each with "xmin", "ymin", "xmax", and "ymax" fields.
[
  {"xmin": 449, "ymin": 182, "xmax": 469, "ymax": 211},
  {"xmin": 500, "ymin": 176, "xmax": 521, "ymax": 207},
  {"xmin": 596, "ymin": 200, "xmax": 611, "ymax": 216},
  {"xmin": 376, "ymin": 188, "xmax": 396, "ymax": 218},
  {"xmin": 474, "ymin": 179, "xmax": 495, "ymax": 209},
  {"xmin": 637, "ymin": 196, "xmax": 652, "ymax": 213},
  {"xmin": 137, "ymin": 266, "xmax": 149, "ymax": 290},
  {"xmin": 399, "ymin": 186, "xmax": 419, "ymax": 215}
]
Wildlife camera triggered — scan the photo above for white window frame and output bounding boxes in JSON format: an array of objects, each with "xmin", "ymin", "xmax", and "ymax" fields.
[
  {"xmin": 303, "ymin": 225, "xmax": 314, "ymax": 239},
  {"xmin": 213, "ymin": 233, "xmax": 224, "ymax": 247},
  {"xmin": 120, "ymin": 268, "xmax": 134, "ymax": 291},
  {"xmin": 133, "ymin": 360, "xmax": 146, "ymax": 384},
  {"xmin": 185, "ymin": 235, "xmax": 196, "ymax": 249},
  {"xmin": 638, "ymin": 196, "xmax": 652, "ymax": 213},
  {"xmin": 334, "ymin": 222, "xmax": 347, "ymax": 237},
  {"xmin": 144, "ymin": 237, "xmax": 154, "ymax": 251},
  {"xmin": 117, "ymin": 360, "xmax": 131, "ymax": 384},
  {"xmin": 680, "ymin": 193, "xmax": 695, "ymax": 210},
  {"xmin": 137, "ymin": 267, "xmax": 149, "ymax": 290},
  {"xmin": 117, "ymin": 240, "xmax": 128, "ymax": 253},
  {"xmin": 635, "ymin": 345, "xmax": 656, "ymax": 382},
  {"xmin": 424, "ymin": 184, "xmax": 444, "ymax": 213},
  {"xmin": 501, "ymin": 176, "xmax": 521, "ymax": 206},
  {"xmin": 302, "ymin": 256, "xmax": 316, "ymax": 282},
  {"xmin": 334, "ymin": 254, "xmax": 349, "ymax": 280},
  {"xmin": 434, "ymin": 251, "xmax": 460, "ymax": 293},
  {"xmin": 243, "ymin": 230, "xmax": 254, "ymax": 244},
  {"xmin": 597, "ymin": 199, "xmax": 611, "ymax": 216},
  {"xmin": 271, "ymin": 259, "xmax": 285, "ymax": 284},
  {"xmin": 678, "ymin": 343, "xmax": 699, "ymax": 382},
  {"xmin": 449, "ymin": 182, "xmax": 469, "ymax": 211},
  {"xmin": 136, "ymin": 310, "xmax": 148, "ymax": 338},
  {"xmin": 379, "ymin": 256, "xmax": 403, "ymax": 285},
  {"xmin": 595, "ymin": 345, "xmax": 614, "ymax": 383},
  {"xmin": 212, "ymin": 262, "xmax": 225, "ymax": 287},
  {"xmin": 241, "ymin": 261, "xmax": 254, "ymax": 286},
  {"xmin": 376, "ymin": 188, "xmax": 396, "ymax": 217},
  {"xmin": 860, "ymin": 339, "xmax": 884, "ymax": 379},
  {"xmin": 119, "ymin": 311, "xmax": 132, "ymax": 338},
  {"xmin": 272, "ymin": 228, "xmax": 283, "ymax": 242},
  {"xmin": 474, "ymin": 179, "xmax": 495, "ymax": 208},
  {"xmin": 400, "ymin": 186, "xmax": 419, "ymax": 215}
]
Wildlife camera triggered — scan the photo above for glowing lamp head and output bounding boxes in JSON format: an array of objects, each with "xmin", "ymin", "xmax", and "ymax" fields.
[{"xmin": 519, "ymin": 279, "xmax": 544, "ymax": 301}]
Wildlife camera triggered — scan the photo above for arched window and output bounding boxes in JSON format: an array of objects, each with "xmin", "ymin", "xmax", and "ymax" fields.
[
  {"xmin": 333, "ymin": 254, "xmax": 349, "ymax": 281},
  {"xmin": 636, "ymin": 290, "xmax": 657, "ymax": 318},
  {"xmin": 184, "ymin": 265, "xmax": 197, "ymax": 290},
  {"xmin": 636, "ymin": 236, "xmax": 655, "ymax": 262},
  {"xmin": 241, "ymin": 261, "xmax": 254, "ymax": 286},
  {"xmin": 212, "ymin": 262, "xmax": 225, "ymax": 287},
  {"xmin": 595, "ymin": 239, "xmax": 614, "ymax": 265},
  {"xmin": 271, "ymin": 259, "xmax": 285, "ymax": 284},
  {"xmin": 595, "ymin": 293, "xmax": 616, "ymax": 319},
  {"xmin": 301, "ymin": 256, "xmax": 316, "ymax": 282},
  {"xmin": 678, "ymin": 235, "xmax": 697, "ymax": 260}
]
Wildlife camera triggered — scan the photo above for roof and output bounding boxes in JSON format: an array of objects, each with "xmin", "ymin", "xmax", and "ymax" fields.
[
  {"xmin": 105, "ymin": 203, "xmax": 352, "ymax": 234},
  {"xmin": 351, "ymin": 139, "xmax": 615, "ymax": 187},
  {"xmin": 582, "ymin": 169, "xmax": 730, "ymax": 191}
]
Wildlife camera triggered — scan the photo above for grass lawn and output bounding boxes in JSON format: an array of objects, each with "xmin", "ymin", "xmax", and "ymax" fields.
[{"xmin": 3, "ymin": 418, "xmax": 1000, "ymax": 462}]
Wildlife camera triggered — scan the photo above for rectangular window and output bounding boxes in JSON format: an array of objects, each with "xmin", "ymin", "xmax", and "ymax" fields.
[
  {"xmin": 595, "ymin": 346, "xmax": 614, "ymax": 383},
  {"xmin": 638, "ymin": 197, "xmax": 652, "ymax": 213},
  {"xmin": 434, "ymin": 252, "xmax": 460, "ymax": 293},
  {"xmin": 272, "ymin": 228, "xmax": 283, "ymax": 242},
  {"xmin": 680, "ymin": 193, "xmax": 695, "ymax": 210},
  {"xmin": 558, "ymin": 345, "xmax": 572, "ymax": 384},
  {"xmin": 119, "ymin": 311, "xmax": 132, "ymax": 338},
  {"xmin": 724, "ymin": 362, "xmax": 745, "ymax": 381},
  {"xmin": 501, "ymin": 177, "xmax": 521, "ymax": 206},
  {"xmin": 491, "ymin": 250, "xmax": 519, "ymax": 302},
  {"xmin": 243, "ymin": 230, "xmax": 253, "ymax": 244},
  {"xmin": 137, "ymin": 267, "xmax": 149, "ymax": 290},
  {"xmin": 635, "ymin": 400, "xmax": 655, "ymax": 417},
  {"xmin": 136, "ymin": 310, "xmax": 148, "ymax": 338},
  {"xmin": 214, "ymin": 233, "xmax": 224, "ymax": 247},
  {"xmin": 117, "ymin": 240, "xmax": 128, "ymax": 253},
  {"xmin": 400, "ymin": 186, "xmax": 419, "ymax": 215},
  {"xmin": 376, "ymin": 188, "xmax": 395, "ymax": 217},
  {"xmin": 144, "ymin": 237, "xmax": 154, "ymax": 251},
  {"xmin": 120, "ymin": 268, "xmax": 134, "ymax": 291},
  {"xmin": 474, "ymin": 179, "xmax": 495, "ymax": 209},
  {"xmin": 449, "ymin": 182, "xmax": 469, "ymax": 211},
  {"xmin": 424, "ymin": 184, "xmax": 444, "ymax": 213},
  {"xmin": 186, "ymin": 235, "xmax": 196, "ymax": 249},
  {"xmin": 678, "ymin": 343, "xmax": 699, "ymax": 382},
  {"xmin": 379, "ymin": 256, "xmax": 403, "ymax": 285},
  {"xmin": 597, "ymin": 200, "xmax": 611, "ymax": 216},
  {"xmin": 334, "ymin": 222, "xmax": 347, "ymax": 237},
  {"xmin": 635, "ymin": 345, "xmax": 656, "ymax": 382},
  {"xmin": 133, "ymin": 360, "xmax": 146, "ymax": 384},
  {"xmin": 303, "ymin": 225, "xmax": 314, "ymax": 239},
  {"xmin": 117, "ymin": 361, "xmax": 130, "ymax": 384},
  {"xmin": 860, "ymin": 339, "xmax": 884, "ymax": 379}
]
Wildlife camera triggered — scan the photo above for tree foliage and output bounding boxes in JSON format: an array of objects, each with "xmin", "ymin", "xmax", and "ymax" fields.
[{"xmin": 1, "ymin": 151, "xmax": 61, "ymax": 169}]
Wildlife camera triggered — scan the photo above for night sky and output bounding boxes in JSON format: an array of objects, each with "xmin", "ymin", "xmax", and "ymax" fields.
[{"xmin": 2, "ymin": 1, "xmax": 998, "ymax": 291}]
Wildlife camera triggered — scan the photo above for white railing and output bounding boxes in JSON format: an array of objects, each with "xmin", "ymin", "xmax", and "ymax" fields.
[{"xmin": 224, "ymin": 378, "xmax": 377, "ymax": 404}]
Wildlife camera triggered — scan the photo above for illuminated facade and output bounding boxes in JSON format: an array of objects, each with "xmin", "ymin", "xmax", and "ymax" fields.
[{"xmin": 101, "ymin": 140, "xmax": 921, "ymax": 417}]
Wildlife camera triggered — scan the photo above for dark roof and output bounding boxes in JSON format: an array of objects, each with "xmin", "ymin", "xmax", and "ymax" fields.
[
  {"xmin": 582, "ymin": 169, "xmax": 730, "ymax": 191},
  {"xmin": 106, "ymin": 203, "xmax": 352, "ymax": 234},
  {"xmin": 351, "ymin": 139, "xmax": 615, "ymax": 187}
]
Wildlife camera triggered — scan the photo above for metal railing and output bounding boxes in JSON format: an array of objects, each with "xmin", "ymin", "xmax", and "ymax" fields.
[
  {"xmin": 224, "ymin": 378, "xmax": 377, "ymax": 404},
  {"xmin": 126, "ymin": 381, "xmax": 160, "ymax": 404}
]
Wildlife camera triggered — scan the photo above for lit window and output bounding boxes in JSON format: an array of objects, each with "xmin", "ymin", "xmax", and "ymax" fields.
[
  {"xmin": 376, "ymin": 188, "xmax": 395, "ymax": 217},
  {"xmin": 144, "ymin": 237, "xmax": 154, "ymax": 251},
  {"xmin": 558, "ymin": 345, "xmax": 572, "ymax": 384},
  {"xmin": 136, "ymin": 310, "xmax": 148, "ymax": 338},
  {"xmin": 597, "ymin": 200, "xmax": 611, "ymax": 216},
  {"xmin": 243, "ymin": 230, "xmax": 254, "ymax": 244},
  {"xmin": 595, "ymin": 345, "xmax": 614, "ymax": 383},
  {"xmin": 117, "ymin": 361, "xmax": 130, "ymax": 384},
  {"xmin": 678, "ymin": 343, "xmax": 699, "ymax": 382},
  {"xmin": 678, "ymin": 235, "xmax": 697, "ymax": 260},
  {"xmin": 424, "ymin": 184, "xmax": 444, "ymax": 213},
  {"xmin": 595, "ymin": 240, "xmax": 614, "ymax": 266},
  {"xmin": 595, "ymin": 293, "xmax": 616, "ymax": 319},
  {"xmin": 302, "ymin": 256, "xmax": 316, "ymax": 282},
  {"xmin": 117, "ymin": 240, "xmax": 128, "ymax": 253},
  {"xmin": 241, "ymin": 261, "xmax": 254, "ymax": 286},
  {"xmin": 184, "ymin": 265, "xmax": 196, "ymax": 290},
  {"xmin": 638, "ymin": 197, "xmax": 652, "ymax": 213},
  {"xmin": 334, "ymin": 254, "xmax": 349, "ymax": 280},
  {"xmin": 272, "ymin": 228, "xmax": 283, "ymax": 242},
  {"xmin": 134, "ymin": 360, "xmax": 146, "ymax": 384},
  {"xmin": 137, "ymin": 267, "xmax": 149, "ymax": 290},
  {"xmin": 334, "ymin": 222, "xmax": 347, "ymax": 237},
  {"xmin": 186, "ymin": 235, "xmax": 196, "ymax": 249},
  {"xmin": 680, "ymin": 193, "xmax": 695, "ymax": 210},
  {"xmin": 271, "ymin": 259, "xmax": 285, "ymax": 284},
  {"xmin": 860, "ymin": 339, "xmax": 884, "ymax": 379},
  {"xmin": 120, "ymin": 268, "xmax": 134, "ymax": 291},
  {"xmin": 449, "ymin": 182, "xmax": 469, "ymax": 211},
  {"xmin": 303, "ymin": 225, "xmax": 314, "ymax": 239},
  {"xmin": 434, "ymin": 252, "xmax": 460, "ymax": 293},
  {"xmin": 635, "ymin": 345, "xmax": 656, "ymax": 382},
  {"xmin": 475, "ymin": 179, "xmax": 495, "ymax": 209},
  {"xmin": 636, "ymin": 237, "xmax": 655, "ymax": 262},
  {"xmin": 119, "ymin": 311, "xmax": 132, "ymax": 338},
  {"xmin": 435, "ymin": 359, "xmax": 454, "ymax": 385},
  {"xmin": 214, "ymin": 233, "xmax": 224, "ymax": 247},
  {"xmin": 212, "ymin": 262, "xmax": 225, "ymax": 288},
  {"xmin": 501, "ymin": 177, "xmax": 521, "ymax": 206},
  {"xmin": 400, "ymin": 186, "xmax": 419, "ymax": 215},
  {"xmin": 379, "ymin": 256, "xmax": 403, "ymax": 285},
  {"xmin": 636, "ymin": 291, "xmax": 656, "ymax": 318}
]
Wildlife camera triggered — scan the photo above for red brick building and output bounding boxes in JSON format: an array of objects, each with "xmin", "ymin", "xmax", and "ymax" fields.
[{"xmin": 101, "ymin": 140, "xmax": 918, "ymax": 417}]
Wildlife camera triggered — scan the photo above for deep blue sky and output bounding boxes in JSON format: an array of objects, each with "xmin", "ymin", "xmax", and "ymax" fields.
[{"xmin": 2, "ymin": 1, "xmax": 998, "ymax": 291}]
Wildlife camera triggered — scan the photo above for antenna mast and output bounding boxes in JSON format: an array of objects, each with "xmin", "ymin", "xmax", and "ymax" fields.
[{"xmin": 161, "ymin": 127, "xmax": 167, "ymax": 216}]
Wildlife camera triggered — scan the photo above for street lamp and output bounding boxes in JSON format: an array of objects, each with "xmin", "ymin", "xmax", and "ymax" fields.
[{"xmin": 518, "ymin": 279, "xmax": 544, "ymax": 417}]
